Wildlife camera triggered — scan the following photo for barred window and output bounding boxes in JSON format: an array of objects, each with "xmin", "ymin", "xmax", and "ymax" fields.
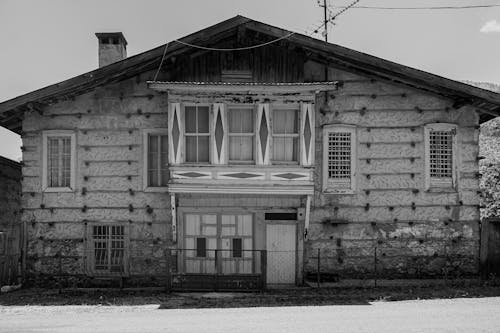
[
  {"xmin": 328, "ymin": 132, "xmax": 351, "ymax": 182},
  {"xmin": 425, "ymin": 124, "xmax": 457, "ymax": 189},
  {"xmin": 323, "ymin": 126, "xmax": 356, "ymax": 193},
  {"xmin": 429, "ymin": 131, "xmax": 453, "ymax": 179},
  {"xmin": 92, "ymin": 225, "xmax": 126, "ymax": 274}
]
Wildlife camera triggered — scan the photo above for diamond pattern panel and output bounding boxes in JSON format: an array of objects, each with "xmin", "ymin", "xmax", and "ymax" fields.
[
  {"xmin": 304, "ymin": 110, "xmax": 311, "ymax": 160},
  {"xmin": 223, "ymin": 172, "xmax": 261, "ymax": 179},
  {"xmin": 274, "ymin": 173, "xmax": 306, "ymax": 180},
  {"xmin": 172, "ymin": 110, "xmax": 180, "ymax": 158},
  {"xmin": 215, "ymin": 107, "xmax": 224, "ymax": 160},
  {"xmin": 259, "ymin": 111, "xmax": 268, "ymax": 159}
]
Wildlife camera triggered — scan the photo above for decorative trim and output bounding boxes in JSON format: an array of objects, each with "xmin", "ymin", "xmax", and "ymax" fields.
[
  {"xmin": 147, "ymin": 81, "xmax": 339, "ymax": 94},
  {"xmin": 211, "ymin": 103, "xmax": 227, "ymax": 164},
  {"xmin": 256, "ymin": 104, "xmax": 271, "ymax": 165},
  {"xmin": 168, "ymin": 103, "xmax": 183, "ymax": 164},
  {"xmin": 300, "ymin": 103, "xmax": 315, "ymax": 166},
  {"xmin": 168, "ymin": 184, "xmax": 314, "ymax": 195}
]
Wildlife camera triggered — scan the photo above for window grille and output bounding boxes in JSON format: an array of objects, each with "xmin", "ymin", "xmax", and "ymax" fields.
[
  {"xmin": 185, "ymin": 105, "xmax": 210, "ymax": 163},
  {"xmin": 47, "ymin": 137, "xmax": 71, "ymax": 188},
  {"xmin": 147, "ymin": 134, "xmax": 168, "ymax": 186},
  {"xmin": 228, "ymin": 107, "xmax": 254, "ymax": 163},
  {"xmin": 328, "ymin": 132, "xmax": 352, "ymax": 187},
  {"xmin": 429, "ymin": 130, "xmax": 453, "ymax": 179},
  {"xmin": 272, "ymin": 108, "xmax": 299, "ymax": 162},
  {"xmin": 92, "ymin": 225, "xmax": 126, "ymax": 274}
]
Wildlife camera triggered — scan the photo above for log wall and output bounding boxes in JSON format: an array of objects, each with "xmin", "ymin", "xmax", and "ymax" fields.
[{"xmin": 20, "ymin": 57, "xmax": 482, "ymax": 285}]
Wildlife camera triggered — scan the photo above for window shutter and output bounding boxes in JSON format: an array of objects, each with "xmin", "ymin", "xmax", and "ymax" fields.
[
  {"xmin": 211, "ymin": 103, "xmax": 227, "ymax": 164},
  {"xmin": 300, "ymin": 103, "xmax": 315, "ymax": 166},
  {"xmin": 168, "ymin": 103, "xmax": 183, "ymax": 164},
  {"xmin": 256, "ymin": 103, "xmax": 271, "ymax": 165}
]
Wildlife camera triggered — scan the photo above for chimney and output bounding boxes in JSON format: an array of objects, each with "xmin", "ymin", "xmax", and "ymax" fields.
[{"xmin": 95, "ymin": 32, "xmax": 127, "ymax": 67}]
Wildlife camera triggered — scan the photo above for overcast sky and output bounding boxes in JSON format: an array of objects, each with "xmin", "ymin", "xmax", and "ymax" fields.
[{"xmin": 1, "ymin": 0, "xmax": 500, "ymax": 161}]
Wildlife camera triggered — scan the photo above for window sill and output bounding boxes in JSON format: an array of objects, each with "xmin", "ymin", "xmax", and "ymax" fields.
[
  {"xmin": 425, "ymin": 187, "xmax": 457, "ymax": 193},
  {"xmin": 323, "ymin": 188, "xmax": 356, "ymax": 195},
  {"xmin": 144, "ymin": 186, "xmax": 170, "ymax": 193},
  {"xmin": 43, "ymin": 187, "xmax": 74, "ymax": 193}
]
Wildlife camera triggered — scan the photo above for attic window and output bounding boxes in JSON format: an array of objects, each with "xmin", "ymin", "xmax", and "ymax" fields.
[
  {"xmin": 112, "ymin": 38, "xmax": 119, "ymax": 45},
  {"xmin": 221, "ymin": 70, "xmax": 253, "ymax": 83},
  {"xmin": 101, "ymin": 38, "xmax": 109, "ymax": 44}
]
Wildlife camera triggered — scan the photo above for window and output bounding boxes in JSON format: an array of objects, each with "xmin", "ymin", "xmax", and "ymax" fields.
[
  {"xmin": 323, "ymin": 125, "xmax": 356, "ymax": 193},
  {"xmin": 228, "ymin": 106, "xmax": 254, "ymax": 163},
  {"xmin": 232, "ymin": 238, "xmax": 242, "ymax": 258},
  {"xmin": 185, "ymin": 105, "xmax": 210, "ymax": 163},
  {"xmin": 424, "ymin": 123, "xmax": 457, "ymax": 190},
  {"xmin": 196, "ymin": 237, "xmax": 207, "ymax": 257},
  {"xmin": 90, "ymin": 225, "xmax": 127, "ymax": 275},
  {"xmin": 143, "ymin": 130, "xmax": 168, "ymax": 189},
  {"xmin": 272, "ymin": 107, "xmax": 299, "ymax": 163},
  {"xmin": 42, "ymin": 131, "xmax": 75, "ymax": 191}
]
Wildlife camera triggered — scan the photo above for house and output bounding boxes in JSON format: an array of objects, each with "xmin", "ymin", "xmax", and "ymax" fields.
[
  {"xmin": 1, "ymin": 16, "xmax": 500, "ymax": 289},
  {"xmin": 0, "ymin": 156, "xmax": 22, "ymax": 286}
]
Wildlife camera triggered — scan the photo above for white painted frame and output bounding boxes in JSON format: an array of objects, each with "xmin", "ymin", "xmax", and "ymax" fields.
[
  {"xmin": 142, "ymin": 128, "xmax": 169, "ymax": 192},
  {"xmin": 42, "ymin": 130, "xmax": 76, "ymax": 192},
  {"xmin": 270, "ymin": 103, "xmax": 301, "ymax": 165},
  {"xmin": 322, "ymin": 124, "xmax": 357, "ymax": 194},
  {"xmin": 424, "ymin": 123, "xmax": 458, "ymax": 191},
  {"xmin": 183, "ymin": 103, "xmax": 212, "ymax": 165}
]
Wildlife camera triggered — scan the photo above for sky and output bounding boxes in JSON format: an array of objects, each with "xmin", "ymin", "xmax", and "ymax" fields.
[{"xmin": 1, "ymin": 0, "xmax": 500, "ymax": 161}]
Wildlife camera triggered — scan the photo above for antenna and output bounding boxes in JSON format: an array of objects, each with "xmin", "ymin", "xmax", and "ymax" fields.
[{"xmin": 318, "ymin": 0, "xmax": 329, "ymax": 42}]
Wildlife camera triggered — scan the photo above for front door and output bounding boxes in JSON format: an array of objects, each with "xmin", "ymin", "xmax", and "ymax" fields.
[{"xmin": 266, "ymin": 224, "xmax": 296, "ymax": 284}]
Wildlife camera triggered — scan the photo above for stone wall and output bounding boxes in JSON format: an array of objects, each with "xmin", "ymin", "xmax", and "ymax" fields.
[
  {"xmin": 21, "ymin": 70, "xmax": 173, "ymax": 286},
  {"xmin": 305, "ymin": 62, "xmax": 480, "ymax": 278}
]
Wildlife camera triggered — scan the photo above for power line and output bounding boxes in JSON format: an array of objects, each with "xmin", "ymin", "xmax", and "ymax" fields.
[{"xmin": 332, "ymin": 4, "xmax": 500, "ymax": 10}]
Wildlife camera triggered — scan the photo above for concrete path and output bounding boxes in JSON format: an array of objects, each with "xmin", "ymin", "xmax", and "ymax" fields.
[{"xmin": 1, "ymin": 297, "xmax": 500, "ymax": 333}]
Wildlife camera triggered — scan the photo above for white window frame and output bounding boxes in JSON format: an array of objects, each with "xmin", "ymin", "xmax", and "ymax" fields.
[
  {"xmin": 42, "ymin": 130, "xmax": 76, "ymax": 192},
  {"xmin": 270, "ymin": 104, "xmax": 301, "ymax": 165},
  {"xmin": 143, "ymin": 129, "xmax": 169, "ymax": 192},
  {"xmin": 322, "ymin": 125, "xmax": 357, "ymax": 194},
  {"xmin": 227, "ymin": 104, "xmax": 256, "ymax": 164},
  {"xmin": 424, "ymin": 123, "xmax": 458, "ymax": 191},
  {"xmin": 183, "ymin": 103, "xmax": 212, "ymax": 165}
]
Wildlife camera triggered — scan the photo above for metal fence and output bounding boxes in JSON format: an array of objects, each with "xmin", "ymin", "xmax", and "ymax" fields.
[
  {"xmin": 166, "ymin": 249, "xmax": 267, "ymax": 291},
  {"xmin": 306, "ymin": 243, "xmax": 476, "ymax": 288}
]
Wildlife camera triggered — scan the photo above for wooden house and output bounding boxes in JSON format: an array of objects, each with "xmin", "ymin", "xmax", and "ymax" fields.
[{"xmin": 1, "ymin": 16, "xmax": 500, "ymax": 288}]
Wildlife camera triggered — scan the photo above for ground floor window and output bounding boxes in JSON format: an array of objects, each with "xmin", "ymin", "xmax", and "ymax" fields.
[
  {"xmin": 183, "ymin": 213, "xmax": 253, "ymax": 274},
  {"xmin": 88, "ymin": 224, "xmax": 128, "ymax": 275}
]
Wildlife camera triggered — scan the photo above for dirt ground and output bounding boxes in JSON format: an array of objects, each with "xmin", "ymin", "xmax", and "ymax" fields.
[{"xmin": 1, "ymin": 279, "xmax": 500, "ymax": 308}]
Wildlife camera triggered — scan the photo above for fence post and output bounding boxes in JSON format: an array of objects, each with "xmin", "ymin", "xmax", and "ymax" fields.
[
  {"xmin": 317, "ymin": 248, "xmax": 321, "ymax": 288},
  {"xmin": 214, "ymin": 249, "xmax": 219, "ymax": 291},
  {"xmin": 165, "ymin": 249, "xmax": 172, "ymax": 292},
  {"xmin": 260, "ymin": 250, "xmax": 267, "ymax": 290},
  {"xmin": 374, "ymin": 245, "xmax": 378, "ymax": 288}
]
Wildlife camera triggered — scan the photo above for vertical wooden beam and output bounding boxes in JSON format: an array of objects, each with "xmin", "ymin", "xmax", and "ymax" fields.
[{"xmin": 171, "ymin": 194, "xmax": 177, "ymax": 243}]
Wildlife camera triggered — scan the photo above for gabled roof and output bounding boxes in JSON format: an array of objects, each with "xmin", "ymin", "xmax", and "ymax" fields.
[{"xmin": 1, "ymin": 15, "xmax": 500, "ymax": 133}]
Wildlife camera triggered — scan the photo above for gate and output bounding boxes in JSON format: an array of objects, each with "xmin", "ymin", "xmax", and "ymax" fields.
[
  {"xmin": 0, "ymin": 225, "xmax": 22, "ymax": 286},
  {"xmin": 481, "ymin": 218, "xmax": 500, "ymax": 277}
]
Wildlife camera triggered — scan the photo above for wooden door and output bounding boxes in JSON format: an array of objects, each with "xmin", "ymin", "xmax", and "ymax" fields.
[
  {"xmin": 184, "ymin": 213, "xmax": 217, "ymax": 274},
  {"xmin": 220, "ymin": 214, "xmax": 253, "ymax": 274},
  {"xmin": 266, "ymin": 224, "xmax": 296, "ymax": 284}
]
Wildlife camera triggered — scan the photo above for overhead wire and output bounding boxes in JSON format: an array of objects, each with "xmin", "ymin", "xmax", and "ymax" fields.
[{"xmin": 332, "ymin": 4, "xmax": 500, "ymax": 10}]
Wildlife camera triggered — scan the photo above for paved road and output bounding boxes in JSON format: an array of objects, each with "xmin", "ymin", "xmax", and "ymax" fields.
[{"xmin": 1, "ymin": 297, "xmax": 500, "ymax": 333}]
